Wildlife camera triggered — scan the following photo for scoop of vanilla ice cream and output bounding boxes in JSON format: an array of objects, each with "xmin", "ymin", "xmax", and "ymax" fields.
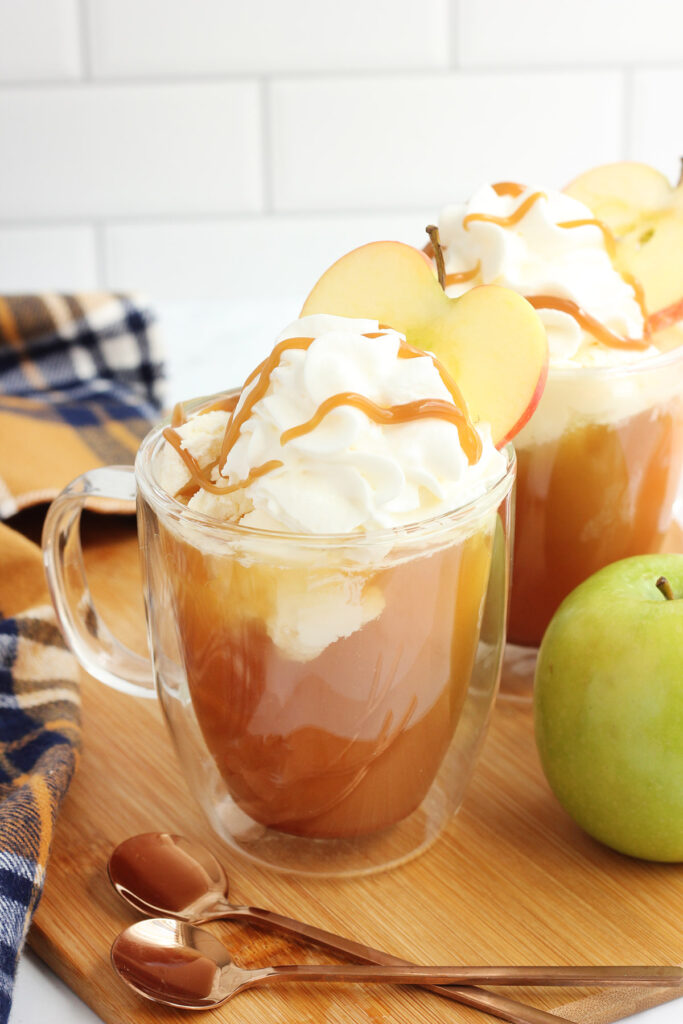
[
  {"xmin": 438, "ymin": 184, "xmax": 655, "ymax": 367},
  {"xmin": 176, "ymin": 314, "xmax": 506, "ymax": 533}
]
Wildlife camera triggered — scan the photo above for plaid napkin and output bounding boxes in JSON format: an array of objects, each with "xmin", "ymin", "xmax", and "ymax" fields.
[
  {"xmin": 0, "ymin": 293, "xmax": 163, "ymax": 519},
  {"xmin": 0, "ymin": 293, "xmax": 163, "ymax": 1022}
]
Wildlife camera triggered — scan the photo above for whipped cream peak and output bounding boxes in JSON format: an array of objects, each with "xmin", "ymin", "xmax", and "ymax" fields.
[
  {"xmin": 157, "ymin": 314, "xmax": 506, "ymax": 535},
  {"xmin": 438, "ymin": 183, "xmax": 656, "ymax": 368}
]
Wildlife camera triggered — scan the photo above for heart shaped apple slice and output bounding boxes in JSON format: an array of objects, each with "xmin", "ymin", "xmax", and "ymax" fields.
[{"xmin": 301, "ymin": 241, "xmax": 548, "ymax": 448}]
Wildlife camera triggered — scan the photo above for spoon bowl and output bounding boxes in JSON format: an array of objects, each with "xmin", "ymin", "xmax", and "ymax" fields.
[
  {"xmin": 108, "ymin": 833, "xmax": 228, "ymax": 920},
  {"xmin": 112, "ymin": 918, "xmax": 232, "ymax": 1009}
]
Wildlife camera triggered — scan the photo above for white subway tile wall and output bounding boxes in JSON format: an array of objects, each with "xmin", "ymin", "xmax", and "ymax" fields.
[
  {"xmin": 0, "ymin": 84, "xmax": 262, "ymax": 219},
  {"xmin": 456, "ymin": 0, "xmax": 683, "ymax": 67},
  {"xmin": 0, "ymin": 0, "xmax": 681, "ymax": 298},
  {"xmin": 0, "ymin": 0, "xmax": 81, "ymax": 82},
  {"xmin": 86, "ymin": 0, "xmax": 450, "ymax": 76},
  {"xmin": 104, "ymin": 212, "xmax": 433, "ymax": 302},
  {"xmin": 631, "ymin": 70, "xmax": 683, "ymax": 183},
  {"xmin": 270, "ymin": 72, "xmax": 623, "ymax": 211},
  {"xmin": 0, "ymin": 226, "xmax": 97, "ymax": 291}
]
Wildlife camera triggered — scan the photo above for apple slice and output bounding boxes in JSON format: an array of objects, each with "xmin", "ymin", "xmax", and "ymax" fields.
[
  {"xmin": 565, "ymin": 161, "xmax": 683, "ymax": 319},
  {"xmin": 301, "ymin": 241, "xmax": 548, "ymax": 448},
  {"xmin": 565, "ymin": 162, "xmax": 675, "ymax": 233}
]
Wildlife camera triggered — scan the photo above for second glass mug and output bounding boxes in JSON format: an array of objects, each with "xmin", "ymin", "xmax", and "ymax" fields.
[
  {"xmin": 43, "ymin": 393, "xmax": 516, "ymax": 876},
  {"xmin": 509, "ymin": 344, "xmax": 683, "ymax": 648}
]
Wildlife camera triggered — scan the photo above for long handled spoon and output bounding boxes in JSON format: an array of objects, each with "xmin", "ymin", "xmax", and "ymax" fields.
[
  {"xmin": 112, "ymin": 918, "xmax": 683, "ymax": 1012},
  {"xmin": 109, "ymin": 834, "xmax": 680, "ymax": 1024}
]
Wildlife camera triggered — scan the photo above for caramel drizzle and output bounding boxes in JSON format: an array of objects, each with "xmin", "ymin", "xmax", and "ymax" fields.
[
  {"xmin": 492, "ymin": 181, "xmax": 525, "ymax": 197},
  {"xmin": 467, "ymin": 184, "xmax": 651, "ymax": 348},
  {"xmin": 171, "ymin": 402, "xmax": 186, "ymax": 428},
  {"xmin": 219, "ymin": 336, "xmax": 315, "ymax": 464},
  {"xmin": 163, "ymin": 425, "xmax": 283, "ymax": 496},
  {"xmin": 527, "ymin": 296, "xmax": 650, "ymax": 351},
  {"xmin": 170, "ymin": 394, "xmax": 238, "ymax": 429},
  {"xmin": 445, "ymin": 261, "xmax": 481, "ymax": 288},
  {"xmin": 276, "ymin": 331, "xmax": 481, "ymax": 460},
  {"xmin": 166, "ymin": 327, "xmax": 483, "ymax": 502},
  {"xmin": 554, "ymin": 220, "xmax": 651, "ymax": 341},
  {"xmin": 195, "ymin": 394, "xmax": 239, "ymax": 416},
  {"xmin": 464, "ymin": 190, "xmax": 546, "ymax": 230},
  {"xmin": 619, "ymin": 270, "xmax": 650, "ymax": 329},
  {"xmin": 396, "ymin": 338, "xmax": 470, "ymax": 416},
  {"xmin": 364, "ymin": 330, "xmax": 476, "ymax": 428},
  {"xmin": 556, "ymin": 217, "xmax": 617, "ymax": 259},
  {"xmin": 281, "ymin": 393, "xmax": 477, "ymax": 450}
]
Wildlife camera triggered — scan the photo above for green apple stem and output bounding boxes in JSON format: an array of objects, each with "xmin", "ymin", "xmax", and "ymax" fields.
[
  {"xmin": 426, "ymin": 224, "xmax": 446, "ymax": 290},
  {"xmin": 656, "ymin": 575, "xmax": 676, "ymax": 601}
]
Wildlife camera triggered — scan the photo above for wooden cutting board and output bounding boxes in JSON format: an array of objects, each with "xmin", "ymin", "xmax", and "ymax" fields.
[{"xmin": 28, "ymin": 514, "xmax": 683, "ymax": 1024}]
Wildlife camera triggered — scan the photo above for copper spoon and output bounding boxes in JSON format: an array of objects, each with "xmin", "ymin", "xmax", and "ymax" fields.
[
  {"xmin": 108, "ymin": 834, "xmax": 677, "ymax": 1024},
  {"xmin": 109, "ymin": 833, "xmax": 560, "ymax": 1024},
  {"xmin": 112, "ymin": 918, "xmax": 683, "ymax": 1012}
]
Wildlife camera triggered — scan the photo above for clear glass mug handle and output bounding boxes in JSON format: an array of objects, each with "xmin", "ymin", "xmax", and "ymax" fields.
[{"xmin": 42, "ymin": 465, "xmax": 156, "ymax": 699}]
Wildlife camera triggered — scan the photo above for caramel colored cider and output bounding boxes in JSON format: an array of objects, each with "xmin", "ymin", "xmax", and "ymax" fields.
[
  {"xmin": 510, "ymin": 398, "xmax": 683, "ymax": 646},
  {"xmin": 163, "ymin": 520, "xmax": 494, "ymax": 838}
]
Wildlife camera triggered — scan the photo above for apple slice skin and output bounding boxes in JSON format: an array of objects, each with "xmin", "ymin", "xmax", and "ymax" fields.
[
  {"xmin": 648, "ymin": 298, "xmax": 683, "ymax": 335},
  {"xmin": 496, "ymin": 353, "xmax": 548, "ymax": 448},
  {"xmin": 301, "ymin": 241, "xmax": 549, "ymax": 449},
  {"xmin": 535, "ymin": 554, "xmax": 683, "ymax": 863}
]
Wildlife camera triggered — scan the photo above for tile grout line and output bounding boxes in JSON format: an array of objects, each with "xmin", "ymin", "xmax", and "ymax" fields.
[
  {"xmin": 92, "ymin": 221, "xmax": 107, "ymax": 288},
  {"xmin": 0, "ymin": 63, "xmax": 679, "ymax": 89},
  {"xmin": 449, "ymin": 0, "xmax": 459, "ymax": 70},
  {"xmin": 76, "ymin": 0, "xmax": 92, "ymax": 80},
  {"xmin": 621, "ymin": 66, "xmax": 634, "ymax": 160},
  {"xmin": 0, "ymin": 208, "xmax": 437, "ymax": 231},
  {"xmin": 260, "ymin": 78, "xmax": 274, "ymax": 215}
]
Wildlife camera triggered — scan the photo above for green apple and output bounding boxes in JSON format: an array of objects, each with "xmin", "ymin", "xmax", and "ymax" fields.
[{"xmin": 534, "ymin": 554, "xmax": 683, "ymax": 862}]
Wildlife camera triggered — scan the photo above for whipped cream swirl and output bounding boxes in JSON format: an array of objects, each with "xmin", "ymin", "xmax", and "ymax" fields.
[
  {"xmin": 438, "ymin": 184, "xmax": 655, "ymax": 367},
  {"xmin": 157, "ymin": 314, "xmax": 506, "ymax": 534}
]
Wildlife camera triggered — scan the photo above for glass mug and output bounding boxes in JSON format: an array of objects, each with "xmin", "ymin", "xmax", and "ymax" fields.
[
  {"xmin": 509, "ymin": 344, "xmax": 683, "ymax": 648},
  {"xmin": 43, "ymin": 394, "xmax": 516, "ymax": 876}
]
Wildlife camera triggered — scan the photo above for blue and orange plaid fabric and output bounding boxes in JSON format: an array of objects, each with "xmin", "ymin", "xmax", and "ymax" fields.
[
  {"xmin": 0, "ymin": 293, "xmax": 163, "ymax": 1022},
  {"xmin": 0, "ymin": 293, "xmax": 163, "ymax": 518}
]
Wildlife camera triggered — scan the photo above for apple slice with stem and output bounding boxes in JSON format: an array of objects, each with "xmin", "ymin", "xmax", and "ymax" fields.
[
  {"xmin": 565, "ymin": 161, "xmax": 683, "ymax": 321},
  {"xmin": 301, "ymin": 241, "xmax": 548, "ymax": 448}
]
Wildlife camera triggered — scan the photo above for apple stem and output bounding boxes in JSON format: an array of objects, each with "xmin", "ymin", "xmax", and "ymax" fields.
[
  {"xmin": 656, "ymin": 575, "xmax": 676, "ymax": 601},
  {"xmin": 426, "ymin": 224, "xmax": 446, "ymax": 290}
]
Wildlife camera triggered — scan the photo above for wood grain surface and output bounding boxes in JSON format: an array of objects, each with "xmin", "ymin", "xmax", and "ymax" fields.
[{"xmin": 28, "ymin": 515, "xmax": 683, "ymax": 1024}]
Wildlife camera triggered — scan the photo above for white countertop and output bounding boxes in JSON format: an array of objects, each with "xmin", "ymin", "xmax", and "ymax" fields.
[{"xmin": 10, "ymin": 301, "xmax": 682, "ymax": 1023}]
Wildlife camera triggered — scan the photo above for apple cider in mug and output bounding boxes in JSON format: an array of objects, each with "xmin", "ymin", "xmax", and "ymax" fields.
[
  {"xmin": 154, "ymin": 315, "xmax": 512, "ymax": 843},
  {"xmin": 434, "ymin": 172, "xmax": 683, "ymax": 646}
]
